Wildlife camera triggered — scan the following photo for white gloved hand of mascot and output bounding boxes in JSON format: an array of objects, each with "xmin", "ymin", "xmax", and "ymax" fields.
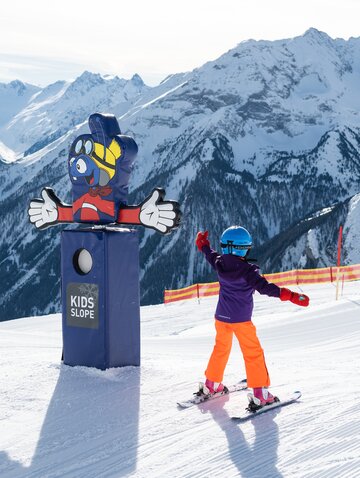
[
  {"xmin": 139, "ymin": 188, "xmax": 178, "ymax": 234},
  {"xmin": 28, "ymin": 188, "xmax": 59, "ymax": 229}
]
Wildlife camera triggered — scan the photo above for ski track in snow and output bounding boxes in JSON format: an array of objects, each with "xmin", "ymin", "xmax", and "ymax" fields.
[{"xmin": 1, "ymin": 282, "xmax": 360, "ymax": 477}]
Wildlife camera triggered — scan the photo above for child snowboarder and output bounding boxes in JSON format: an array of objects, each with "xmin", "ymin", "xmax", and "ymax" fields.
[{"xmin": 195, "ymin": 226, "xmax": 309, "ymax": 406}]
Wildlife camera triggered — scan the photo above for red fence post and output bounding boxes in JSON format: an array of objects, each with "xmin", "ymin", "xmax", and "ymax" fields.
[{"xmin": 336, "ymin": 225, "xmax": 343, "ymax": 300}]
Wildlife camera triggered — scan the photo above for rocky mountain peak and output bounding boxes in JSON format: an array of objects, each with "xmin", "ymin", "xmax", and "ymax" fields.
[
  {"xmin": 130, "ymin": 73, "xmax": 144, "ymax": 87},
  {"xmin": 302, "ymin": 27, "xmax": 332, "ymax": 42}
]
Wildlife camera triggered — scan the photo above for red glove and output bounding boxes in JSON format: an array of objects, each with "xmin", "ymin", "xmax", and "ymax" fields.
[
  {"xmin": 195, "ymin": 231, "xmax": 210, "ymax": 251},
  {"xmin": 280, "ymin": 288, "xmax": 310, "ymax": 307}
]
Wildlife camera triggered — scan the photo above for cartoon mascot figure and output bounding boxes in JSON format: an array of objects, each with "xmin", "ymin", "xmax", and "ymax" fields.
[{"xmin": 28, "ymin": 113, "xmax": 181, "ymax": 234}]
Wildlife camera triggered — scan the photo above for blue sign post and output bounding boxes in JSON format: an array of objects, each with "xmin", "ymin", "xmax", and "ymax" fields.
[
  {"xmin": 61, "ymin": 228, "xmax": 140, "ymax": 369},
  {"xmin": 28, "ymin": 113, "xmax": 181, "ymax": 369}
]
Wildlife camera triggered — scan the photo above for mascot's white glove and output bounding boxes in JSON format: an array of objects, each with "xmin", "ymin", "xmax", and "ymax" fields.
[
  {"xmin": 139, "ymin": 188, "xmax": 180, "ymax": 234},
  {"xmin": 28, "ymin": 188, "xmax": 60, "ymax": 229}
]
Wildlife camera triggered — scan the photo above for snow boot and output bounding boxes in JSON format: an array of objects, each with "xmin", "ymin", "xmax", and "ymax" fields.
[
  {"xmin": 246, "ymin": 388, "xmax": 278, "ymax": 412},
  {"xmin": 253, "ymin": 387, "xmax": 276, "ymax": 406},
  {"xmin": 202, "ymin": 379, "xmax": 226, "ymax": 396}
]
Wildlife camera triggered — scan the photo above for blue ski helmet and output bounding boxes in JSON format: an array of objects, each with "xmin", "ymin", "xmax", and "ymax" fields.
[{"xmin": 220, "ymin": 226, "xmax": 252, "ymax": 257}]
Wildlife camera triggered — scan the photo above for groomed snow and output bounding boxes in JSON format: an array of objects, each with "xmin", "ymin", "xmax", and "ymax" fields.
[{"xmin": 1, "ymin": 281, "xmax": 360, "ymax": 477}]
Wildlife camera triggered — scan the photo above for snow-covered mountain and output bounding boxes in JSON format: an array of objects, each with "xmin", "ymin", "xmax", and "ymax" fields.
[
  {"xmin": 0, "ymin": 72, "xmax": 148, "ymax": 160},
  {"xmin": 1, "ymin": 28, "xmax": 360, "ymax": 320}
]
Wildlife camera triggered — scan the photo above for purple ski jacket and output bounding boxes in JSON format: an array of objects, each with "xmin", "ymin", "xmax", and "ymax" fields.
[{"xmin": 202, "ymin": 245, "xmax": 281, "ymax": 323}]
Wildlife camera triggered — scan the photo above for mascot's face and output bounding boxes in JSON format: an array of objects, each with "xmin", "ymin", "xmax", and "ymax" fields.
[
  {"xmin": 69, "ymin": 137, "xmax": 104, "ymax": 187},
  {"xmin": 69, "ymin": 137, "xmax": 100, "ymax": 186},
  {"xmin": 68, "ymin": 132, "xmax": 122, "ymax": 188},
  {"xmin": 69, "ymin": 153, "xmax": 100, "ymax": 186}
]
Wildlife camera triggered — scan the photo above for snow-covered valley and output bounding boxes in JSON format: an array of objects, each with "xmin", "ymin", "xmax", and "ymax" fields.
[{"xmin": 1, "ymin": 281, "xmax": 360, "ymax": 477}]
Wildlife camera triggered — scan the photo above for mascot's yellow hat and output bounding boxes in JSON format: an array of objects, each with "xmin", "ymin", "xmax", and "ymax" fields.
[{"xmin": 92, "ymin": 139, "xmax": 122, "ymax": 180}]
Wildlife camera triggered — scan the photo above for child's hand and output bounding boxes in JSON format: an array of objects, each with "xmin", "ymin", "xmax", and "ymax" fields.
[
  {"xmin": 195, "ymin": 231, "xmax": 210, "ymax": 251},
  {"xmin": 280, "ymin": 288, "xmax": 310, "ymax": 307}
]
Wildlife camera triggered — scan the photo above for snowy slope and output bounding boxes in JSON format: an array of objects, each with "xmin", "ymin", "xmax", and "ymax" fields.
[
  {"xmin": 1, "ymin": 281, "xmax": 360, "ymax": 477},
  {"xmin": 0, "ymin": 81, "xmax": 40, "ymax": 129}
]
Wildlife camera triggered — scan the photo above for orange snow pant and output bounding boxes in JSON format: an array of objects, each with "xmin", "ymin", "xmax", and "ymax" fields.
[{"xmin": 205, "ymin": 319, "xmax": 270, "ymax": 388}]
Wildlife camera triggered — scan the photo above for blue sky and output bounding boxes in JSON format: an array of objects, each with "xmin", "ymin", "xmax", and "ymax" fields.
[{"xmin": 1, "ymin": 0, "xmax": 359, "ymax": 87}]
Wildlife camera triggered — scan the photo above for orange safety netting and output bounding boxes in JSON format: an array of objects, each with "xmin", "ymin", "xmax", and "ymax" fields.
[{"xmin": 164, "ymin": 264, "xmax": 360, "ymax": 304}]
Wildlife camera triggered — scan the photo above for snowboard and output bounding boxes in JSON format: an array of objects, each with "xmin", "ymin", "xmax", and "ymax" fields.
[
  {"xmin": 231, "ymin": 390, "xmax": 301, "ymax": 422},
  {"xmin": 177, "ymin": 379, "xmax": 247, "ymax": 409}
]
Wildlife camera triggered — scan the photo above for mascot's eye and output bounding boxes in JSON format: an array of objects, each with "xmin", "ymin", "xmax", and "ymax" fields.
[
  {"xmin": 74, "ymin": 140, "xmax": 82, "ymax": 154},
  {"xmin": 84, "ymin": 140, "xmax": 93, "ymax": 155},
  {"xmin": 69, "ymin": 157, "xmax": 76, "ymax": 166},
  {"xmin": 76, "ymin": 158, "xmax": 87, "ymax": 173}
]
